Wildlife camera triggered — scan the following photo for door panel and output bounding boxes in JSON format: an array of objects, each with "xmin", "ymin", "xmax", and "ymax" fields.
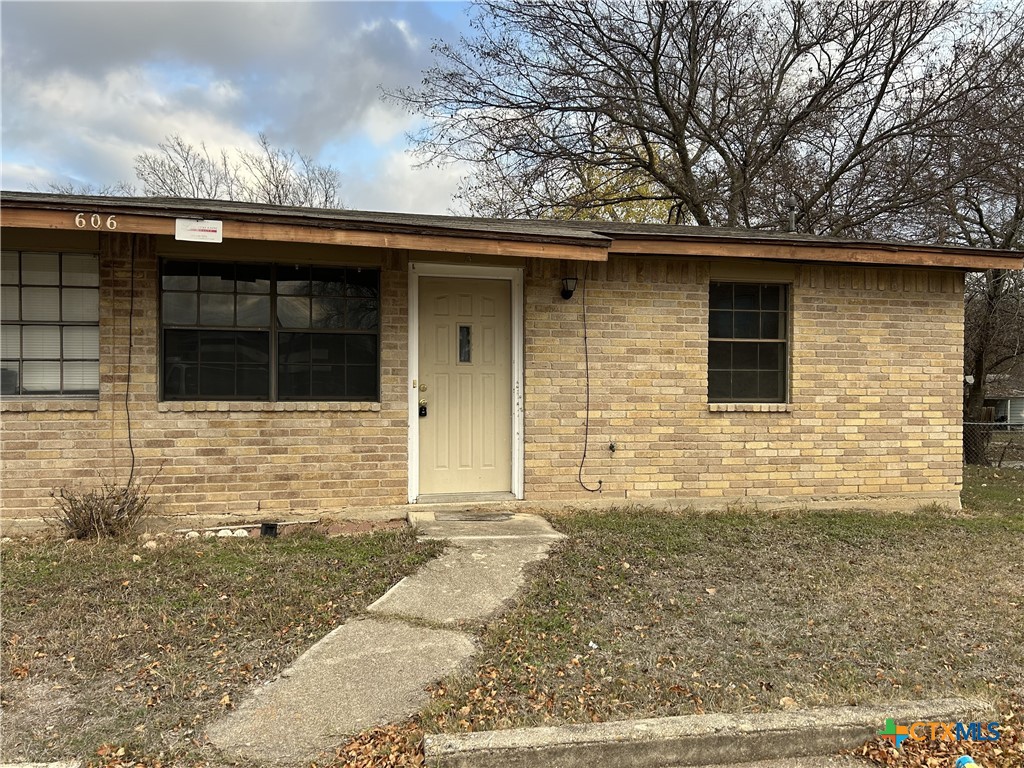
[{"xmin": 418, "ymin": 277, "xmax": 512, "ymax": 495}]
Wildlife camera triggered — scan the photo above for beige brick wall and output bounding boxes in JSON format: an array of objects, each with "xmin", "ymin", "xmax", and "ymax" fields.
[
  {"xmin": 523, "ymin": 257, "xmax": 964, "ymax": 507},
  {"xmin": 1, "ymin": 236, "xmax": 965, "ymax": 532},
  {"xmin": 1, "ymin": 232, "xmax": 410, "ymax": 532}
]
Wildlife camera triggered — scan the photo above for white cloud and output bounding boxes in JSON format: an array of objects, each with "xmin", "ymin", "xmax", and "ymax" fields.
[
  {"xmin": 1, "ymin": 2, "xmax": 472, "ymax": 212},
  {"xmin": 346, "ymin": 149, "xmax": 468, "ymax": 214}
]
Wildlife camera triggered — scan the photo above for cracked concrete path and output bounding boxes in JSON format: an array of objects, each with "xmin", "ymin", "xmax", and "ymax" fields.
[
  {"xmin": 207, "ymin": 509, "xmax": 563, "ymax": 765},
  {"xmin": 367, "ymin": 512, "xmax": 563, "ymax": 624}
]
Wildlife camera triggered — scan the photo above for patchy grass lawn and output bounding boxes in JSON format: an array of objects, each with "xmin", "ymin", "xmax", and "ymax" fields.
[
  {"xmin": 1, "ymin": 528, "xmax": 442, "ymax": 766},
  {"xmin": 3, "ymin": 469, "xmax": 1021, "ymax": 768},
  {"xmin": 422, "ymin": 475, "xmax": 1024, "ymax": 740}
]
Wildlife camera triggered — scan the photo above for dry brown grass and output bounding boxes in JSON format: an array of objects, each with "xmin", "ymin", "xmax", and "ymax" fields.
[
  {"xmin": 422, "ymin": 502, "xmax": 1023, "ymax": 733},
  {"xmin": 0, "ymin": 528, "xmax": 442, "ymax": 766}
]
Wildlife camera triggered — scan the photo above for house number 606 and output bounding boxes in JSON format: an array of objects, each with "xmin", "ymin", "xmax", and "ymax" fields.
[{"xmin": 74, "ymin": 213, "xmax": 117, "ymax": 230}]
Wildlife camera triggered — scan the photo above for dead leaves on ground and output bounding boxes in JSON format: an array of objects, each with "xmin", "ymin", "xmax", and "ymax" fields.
[{"xmin": 315, "ymin": 722, "xmax": 425, "ymax": 768}]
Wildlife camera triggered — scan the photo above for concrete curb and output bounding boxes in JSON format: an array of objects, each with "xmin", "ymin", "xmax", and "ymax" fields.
[{"xmin": 423, "ymin": 697, "xmax": 993, "ymax": 768}]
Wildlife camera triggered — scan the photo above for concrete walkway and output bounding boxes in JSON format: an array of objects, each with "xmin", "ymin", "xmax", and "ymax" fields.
[{"xmin": 207, "ymin": 509, "xmax": 564, "ymax": 765}]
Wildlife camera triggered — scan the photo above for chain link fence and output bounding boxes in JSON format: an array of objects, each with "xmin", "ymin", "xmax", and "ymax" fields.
[{"xmin": 964, "ymin": 421, "xmax": 1024, "ymax": 467}]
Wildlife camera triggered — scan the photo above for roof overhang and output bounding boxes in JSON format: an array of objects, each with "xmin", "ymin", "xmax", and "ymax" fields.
[
  {"xmin": 2, "ymin": 191, "xmax": 1020, "ymax": 271},
  {"xmin": 605, "ymin": 236, "xmax": 1022, "ymax": 270},
  {"xmin": 0, "ymin": 194, "xmax": 611, "ymax": 262}
]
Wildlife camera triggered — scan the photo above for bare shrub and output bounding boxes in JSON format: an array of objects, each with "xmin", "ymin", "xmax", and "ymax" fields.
[{"xmin": 50, "ymin": 478, "xmax": 156, "ymax": 540}]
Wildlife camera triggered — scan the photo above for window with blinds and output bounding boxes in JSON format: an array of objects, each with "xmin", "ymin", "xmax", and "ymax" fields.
[{"xmin": 1, "ymin": 250, "xmax": 100, "ymax": 397}]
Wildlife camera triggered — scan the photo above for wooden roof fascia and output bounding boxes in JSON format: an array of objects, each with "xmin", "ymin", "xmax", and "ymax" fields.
[
  {"xmin": 608, "ymin": 238, "xmax": 1023, "ymax": 271},
  {"xmin": 0, "ymin": 207, "xmax": 610, "ymax": 262}
]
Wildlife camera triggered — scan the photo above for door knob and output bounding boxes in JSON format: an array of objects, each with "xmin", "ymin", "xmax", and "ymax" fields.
[{"xmin": 419, "ymin": 399, "xmax": 428, "ymax": 418}]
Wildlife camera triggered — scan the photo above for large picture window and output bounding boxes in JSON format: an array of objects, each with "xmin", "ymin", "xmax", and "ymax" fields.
[
  {"xmin": 708, "ymin": 282, "xmax": 788, "ymax": 403},
  {"xmin": 1, "ymin": 250, "xmax": 100, "ymax": 396},
  {"xmin": 161, "ymin": 261, "xmax": 379, "ymax": 401}
]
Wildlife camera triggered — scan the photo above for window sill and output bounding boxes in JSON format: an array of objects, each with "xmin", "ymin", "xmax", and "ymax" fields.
[
  {"xmin": 157, "ymin": 401, "xmax": 381, "ymax": 413},
  {"xmin": 1, "ymin": 399, "xmax": 100, "ymax": 412},
  {"xmin": 708, "ymin": 403, "xmax": 791, "ymax": 413}
]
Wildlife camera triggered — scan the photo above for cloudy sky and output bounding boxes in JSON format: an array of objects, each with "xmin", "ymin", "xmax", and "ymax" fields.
[{"xmin": 1, "ymin": 1, "xmax": 473, "ymax": 214}]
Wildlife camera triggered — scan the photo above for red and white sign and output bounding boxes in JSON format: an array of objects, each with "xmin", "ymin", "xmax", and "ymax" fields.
[{"xmin": 175, "ymin": 219, "xmax": 223, "ymax": 243}]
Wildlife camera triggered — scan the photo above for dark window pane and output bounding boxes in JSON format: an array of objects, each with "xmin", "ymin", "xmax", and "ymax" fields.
[
  {"xmin": 162, "ymin": 261, "xmax": 198, "ymax": 291},
  {"xmin": 164, "ymin": 330, "xmax": 199, "ymax": 362},
  {"xmin": 279, "ymin": 365, "xmax": 310, "ymax": 398},
  {"xmin": 200, "ymin": 294, "xmax": 234, "ymax": 326},
  {"xmin": 312, "ymin": 334, "xmax": 347, "ymax": 365},
  {"xmin": 708, "ymin": 341, "xmax": 731, "ymax": 370},
  {"xmin": 734, "ymin": 311, "xmax": 760, "ymax": 339},
  {"xmin": 346, "ymin": 365, "xmax": 377, "ymax": 400},
  {"xmin": 734, "ymin": 284, "xmax": 759, "ymax": 309},
  {"xmin": 236, "ymin": 332, "xmax": 270, "ymax": 365},
  {"xmin": 278, "ymin": 265, "xmax": 310, "ymax": 295},
  {"xmin": 459, "ymin": 325, "xmax": 472, "ymax": 363},
  {"xmin": 759, "ymin": 343, "xmax": 782, "ymax": 371},
  {"xmin": 761, "ymin": 312, "xmax": 781, "ymax": 339},
  {"xmin": 1, "ymin": 362, "xmax": 20, "ymax": 395},
  {"xmin": 733, "ymin": 343, "xmax": 758, "ymax": 369},
  {"xmin": 761, "ymin": 285, "xmax": 782, "ymax": 310},
  {"xmin": 346, "ymin": 335, "xmax": 377, "ymax": 365},
  {"xmin": 709, "ymin": 310, "xmax": 732, "ymax": 338},
  {"xmin": 347, "ymin": 299, "xmax": 379, "ymax": 330},
  {"xmin": 278, "ymin": 332, "xmax": 310, "ymax": 364},
  {"xmin": 708, "ymin": 369, "xmax": 730, "ymax": 401},
  {"xmin": 199, "ymin": 363, "xmax": 235, "ymax": 397},
  {"xmin": 164, "ymin": 362, "xmax": 198, "ymax": 398},
  {"xmin": 237, "ymin": 365, "xmax": 269, "ymax": 398},
  {"xmin": 311, "ymin": 296, "xmax": 347, "ymax": 328},
  {"xmin": 199, "ymin": 262, "xmax": 234, "ymax": 292},
  {"xmin": 311, "ymin": 365, "xmax": 346, "ymax": 398},
  {"xmin": 163, "ymin": 293, "xmax": 197, "ymax": 325},
  {"xmin": 311, "ymin": 267, "xmax": 346, "ymax": 296},
  {"xmin": 733, "ymin": 370, "xmax": 758, "ymax": 399},
  {"xmin": 277, "ymin": 296, "xmax": 310, "ymax": 328},
  {"xmin": 199, "ymin": 331, "xmax": 237, "ymax": 363},
  {"xmin": 759, "ymin": 371, "xmax": 782, "ymax": 401},
  {"xmin": 346, "ymin": 268, "xmax": 380, "ymax": 298},
  {"xmin": 236, "ymin": 264, "xmax": 271, "ymax": 294},
  {"xmin": 709, "ymin": 282, "xmax": 732, "ymax": 310},
  {"xmin": 236, "ymin": 295, "xmax": 270, "ymax": 326}
]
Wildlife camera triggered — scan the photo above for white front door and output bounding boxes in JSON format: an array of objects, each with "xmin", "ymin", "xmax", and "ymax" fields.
[{"xmin": 417, "ymin": 276, "xmax": 512, "ymax": 496}]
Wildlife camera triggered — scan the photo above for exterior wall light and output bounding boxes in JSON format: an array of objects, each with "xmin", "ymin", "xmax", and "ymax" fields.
[{"xmin": 561, "ymin": 277, "xmax": 578, "ymax": 300}]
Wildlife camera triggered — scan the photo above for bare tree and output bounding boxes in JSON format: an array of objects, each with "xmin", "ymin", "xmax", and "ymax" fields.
[
  {"xmin": 395, "ymin": 0, "xmax": 1024, "ymax": 439},
  {"xmin": 134, "ymin": 133, "xmax": 343, "ymax": 208},
  {"xmin": 39, "ymin": 180, "xmax": 137, "ymax": 196},
  {"xmin": 392, "ymin": 0, "xmax": 1023, "ymax": 235}
]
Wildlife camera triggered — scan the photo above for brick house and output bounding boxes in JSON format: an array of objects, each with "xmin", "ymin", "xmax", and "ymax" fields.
[{"xmin": 1, "ymin": 192, "xmax": 1020, "ymax": 531}]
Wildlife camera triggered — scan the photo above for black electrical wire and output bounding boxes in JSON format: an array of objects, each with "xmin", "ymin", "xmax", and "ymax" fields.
[
  {"xmin": 125, "ymin": 235, "xmax": 137, "ymax": 486},
  {"xmin": 577, "ymin": 261, "xmax": 602, "ymax": 493}
]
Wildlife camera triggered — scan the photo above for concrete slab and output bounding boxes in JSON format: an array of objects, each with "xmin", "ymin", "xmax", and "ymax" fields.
[
  {"xmin": 367, "ymin": 538, "xmax": 557, "ymax": 624},
  {"xmin": 408, "ymin": 509, "xmax": 565, "ymax": 541},
  {"xmin": 207, "ymin": 618, "xmax": 476, "ymax": 765},
  {"xmin": 423, "ymin": 697, "xmax": 993, "ymax": 768}
]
